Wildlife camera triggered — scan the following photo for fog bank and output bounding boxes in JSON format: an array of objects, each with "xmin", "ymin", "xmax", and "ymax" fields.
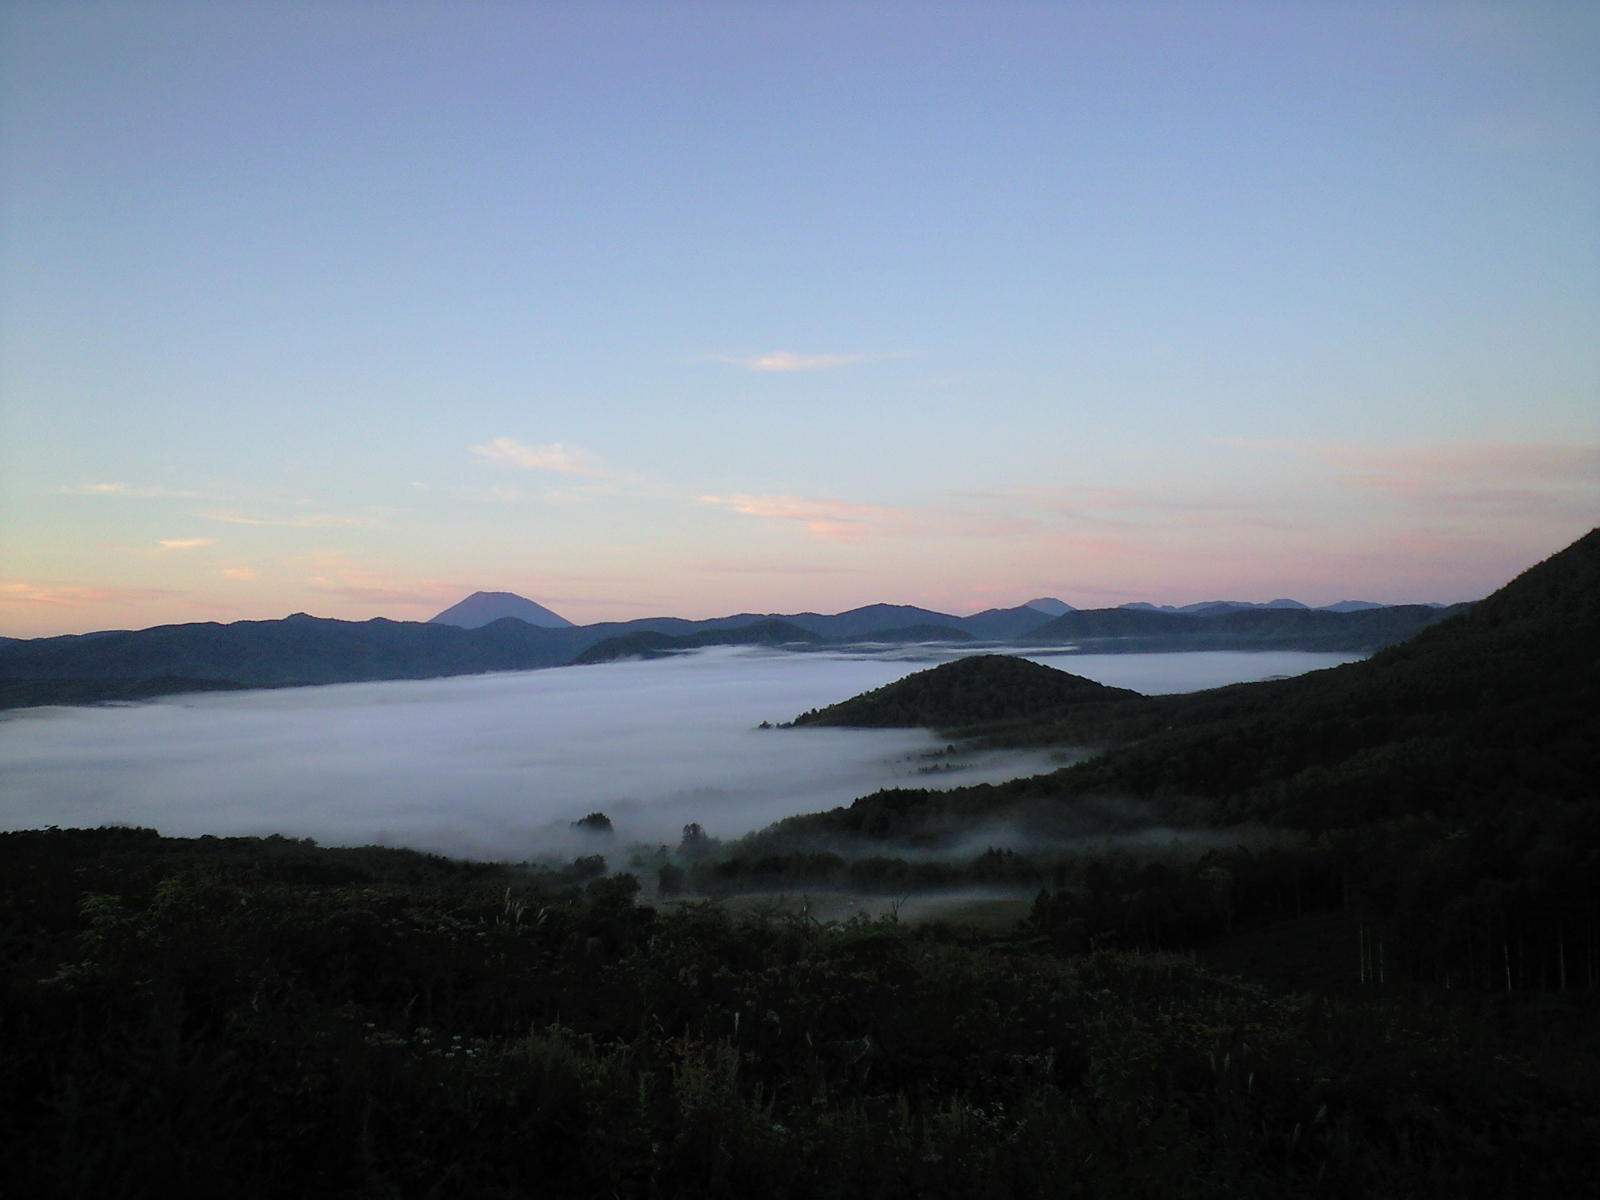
[{"xmin": 0, "ymin": 647, "xmax": 1359, "ymax": 860}]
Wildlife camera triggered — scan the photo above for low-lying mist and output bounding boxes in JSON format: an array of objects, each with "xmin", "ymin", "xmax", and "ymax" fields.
[{"xmin": 0, "ymin": 646, "xmax": 1358, "ymax": 862}]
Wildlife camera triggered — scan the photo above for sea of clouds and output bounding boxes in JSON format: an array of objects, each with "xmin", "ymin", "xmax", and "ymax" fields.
[{"xmin": 0, "ymin": 647, "xmax": 1358, "ymax": 859}]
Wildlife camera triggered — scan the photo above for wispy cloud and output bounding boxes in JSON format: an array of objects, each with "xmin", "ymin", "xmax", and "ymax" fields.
[
  {"xmin": 220, "ymin": 568, "xmax": 256, "ymax": 581},
  {"xmin": 298, "ymin": 555, "xmax": 460, "ymax": 609},
  {"xmin": 1013, "ymin": 486, "xmax": 1301, "ymax": 531},
  {"xmin": 0, "ymin": 581, "xmax": 177, "ymax": 608},
  {"xmin": 700, "ymin": 493, "xmax": 913, "ymax": 541},
  {"xmin": 686, "ymin": 557, "xmax": 860, "ymax": 575},
  {"xmin": 488, "ymin": 483, "xmax": 611, "ymax": 506},
  {"xmin": 158, "ymin": 538, "xmax": 218, "ymax": 550},
  {"xmin": 471, "ymin": 437, "xmax": 604, "ymax": 475},
  {"xmin": 1224, "ymin": 438, "xmax": 1599, "ymax": 479},
  {"xmin": 204, "ymin": 511, "xmax": 384, "ymax": 528},
  {"xmin": 700, "ymin": 493, "xmax": 1035, "ymax": 542},
  {"xmin": 60, "ymin": 482, "xmax": 201, "ymax": 498},
  {"xmin": 1320, "ymin": 441, "xmax": 1600, "ymax": 484},
  {"xmin": 706, "ymin": 351, "xmax": 899, "ymax": 373},
  {"xmin": 1222, "ymin": 440, "xmax": 1600, "ymax": 522}
]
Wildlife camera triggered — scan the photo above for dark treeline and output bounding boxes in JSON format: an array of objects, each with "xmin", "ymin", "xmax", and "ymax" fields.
[{"xmin": 5, "ymin": 826, "xmax": 1598, "ymax": 1198}]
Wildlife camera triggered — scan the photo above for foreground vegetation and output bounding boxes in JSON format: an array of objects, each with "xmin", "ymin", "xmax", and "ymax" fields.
[{"xmin": 4, "ymin": 826, "xmax": 1598, "ymax": 1199}]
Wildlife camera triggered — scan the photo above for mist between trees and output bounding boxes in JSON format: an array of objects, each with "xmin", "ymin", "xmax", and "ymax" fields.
[
  {"xmin": 6, "ymin": 825, "xmax": 1597, "ymax": 1199},
  {"xmin": 617, "ymin": 787, "xmax": 1600, "ymax": 998}
]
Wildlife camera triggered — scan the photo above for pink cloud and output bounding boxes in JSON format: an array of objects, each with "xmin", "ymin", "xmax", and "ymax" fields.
[
  {"xmin": 707, "ymin": 351, "xmax": 897, "ymax": 372},
  {"xmin": 0, "ymin": 582, "xmax": 179, "ymax": 608},
  {"xmin": 699, "ymin": 494, "xmax": 915, "ymax": 541},
  {"xmin": 1217, "ymin": 440, "xmax": 1600, "ymax": 524},
  {"xmin": 699, "ymin": 493, "xmax": 1035, "ymax": 542}
]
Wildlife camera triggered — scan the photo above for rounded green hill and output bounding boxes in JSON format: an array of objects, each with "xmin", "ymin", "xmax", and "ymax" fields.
[{"xmin": 792, "ymin": 653, "xmax": 1140, "ymax": 728}]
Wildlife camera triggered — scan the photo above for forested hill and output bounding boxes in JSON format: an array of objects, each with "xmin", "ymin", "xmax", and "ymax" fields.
[
  {"xmin": 790, "ymin": 528, "xmax": 1600, "ymax": 837},
  {"xmin": 792, "ymin": 654, "xmax": 1137, "ymax": 727}
]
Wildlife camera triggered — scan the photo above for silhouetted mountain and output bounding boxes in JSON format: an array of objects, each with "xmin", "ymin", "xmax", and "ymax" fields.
[
  {"xmin": 772, "ymin": 604, "xmax": 967, "ymax": 638},
  {"xmin": 957, "ymin": 606, "xmax": 1060, "ymax": 639},
  {"xmin": 429, "ymin": 591, "xmax": 574, "ymax": 629},
  {"xmin": 1024, "ymin": 597, "xmax": 1074, "ymax": 615},
  {"xmin": 570, "ymin": 620, "xmax": 825, "ymax": 664},
  {"xmin": 1029, "ymin": 602, "xmax": 1464, "ymax": 652},
  {"xmin": 1120, "ymin": 598, "xmax": 1417, "ymax": 615},
  {"xmin": 572, "ymin": 620, "xmax": 980, "ymax": 664},
  {"xmin": 850, "ymin": 624, "xmax": 975, "ymax": 644},
  {"xmin": 1124, "ymin": 598, "xmax": 1308, "ymax": 614},
  {"xmin": 792, "ymin": 654, "xmax": 1137, "ymax": 728}
]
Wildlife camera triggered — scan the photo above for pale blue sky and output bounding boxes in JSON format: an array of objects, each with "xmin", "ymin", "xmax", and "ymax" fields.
[{"xmin": 2, "ymin": 1, "xmax": 1596, "ymax": 635}]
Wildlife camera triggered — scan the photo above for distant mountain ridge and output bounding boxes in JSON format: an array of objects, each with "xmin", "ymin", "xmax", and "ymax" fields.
[
  {"xmin": 424, "ymin": 590, "xmax": 1416, "ymax": 628},
  {"xmin": 0, "ymin": 594, "xmax": 1470, "ymax": 709},
  {"xmin": 573, "ymin": 620, "xmax": 977, "ymax": 665},
  {"xmin": 1119, "ymin": 597, "xmax": 1408, "ymax": 615},
  {"xmin": 430, "ymin": 591, "xmax": 574, "ymax": 629},
  {"xmin": 1028, "ymin": 603, "xmax": 1465, "ymax": 652}
]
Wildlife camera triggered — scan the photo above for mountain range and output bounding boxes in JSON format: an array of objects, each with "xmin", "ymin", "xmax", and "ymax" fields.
[
  {"xmin": 1119, "ymin": 597, "xmax": 1396, "ymax": 615},
  {"xmin": 0, "ymin": 593, "xmax": 1466, "ymax": 709}
]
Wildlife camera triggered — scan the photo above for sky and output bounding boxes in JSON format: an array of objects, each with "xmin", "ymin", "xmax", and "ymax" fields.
[{"xmin": 1, "ymin": 0, "xmax": 1596, "ymax": 637}]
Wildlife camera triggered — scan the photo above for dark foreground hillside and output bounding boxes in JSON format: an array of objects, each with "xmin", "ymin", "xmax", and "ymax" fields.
[{"xmin": 3, "ymin": 827, "xmax": 1597, "ymax": 1199}]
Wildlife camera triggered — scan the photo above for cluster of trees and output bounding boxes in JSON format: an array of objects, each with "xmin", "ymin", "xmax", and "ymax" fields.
[{"xmin": 5, "ymin": 826, "xmax": 1598, "ymax": 1197}]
